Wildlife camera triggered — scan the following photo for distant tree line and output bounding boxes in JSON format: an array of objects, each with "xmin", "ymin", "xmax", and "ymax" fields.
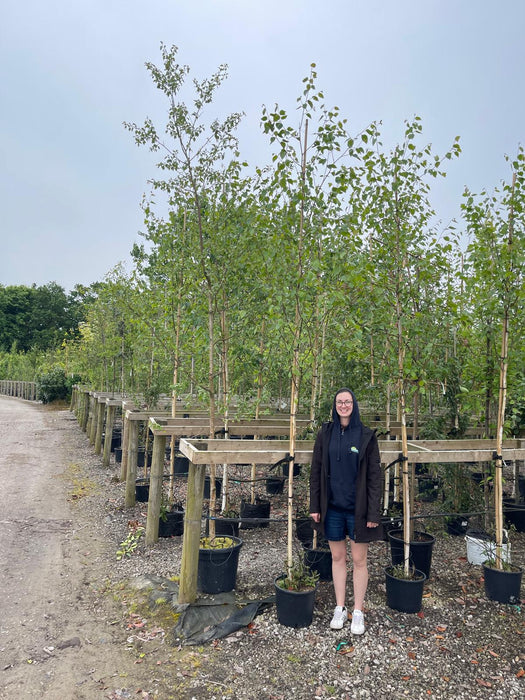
[{"xmin": 0, "ymin": 282, "xmax": 94, "ymax": 353}]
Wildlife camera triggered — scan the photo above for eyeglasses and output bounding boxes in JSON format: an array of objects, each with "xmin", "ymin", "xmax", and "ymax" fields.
[{"xmin": 336, "ymin": 400, "xmax": 353, "ymax": 407}]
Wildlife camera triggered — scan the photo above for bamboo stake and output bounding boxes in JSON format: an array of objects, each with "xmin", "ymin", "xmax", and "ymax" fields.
[
  {"xmin": 494, "ymin": 172, "xmax": 516, "ymax": 569},
  {"xmin": 286, "ymin": 117, "xmax": 308, "ymax": 577}
]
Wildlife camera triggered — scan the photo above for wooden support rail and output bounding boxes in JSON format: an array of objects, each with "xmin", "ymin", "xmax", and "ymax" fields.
[{"xmin": 172, "ymin": 436, "xmax": 525, "ymax": 604}]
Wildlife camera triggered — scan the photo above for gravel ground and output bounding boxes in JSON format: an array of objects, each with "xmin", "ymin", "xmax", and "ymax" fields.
[{"xmin": 70, "ymin": 412, "xmax": 525, "ymax": 699}]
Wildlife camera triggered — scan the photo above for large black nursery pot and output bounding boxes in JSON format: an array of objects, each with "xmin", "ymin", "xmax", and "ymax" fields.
[
  {"xmin": 483, "ymin": 563, "xmax": 523, "ymax": 604},
  {"xmin": 303, "ymin": 545, "xmax": 332, "ymax": 581},
  {"xmin": 135, "ymin": 479, "xmax": 149, "ymax": 502},
  {"xmin": 417, "ymin": 476, "xmax": 441, "ymax": 502},
  {"xmin": 295, "ymin": 515, "xmax": 314, "ymax": 546},
  {"xmin": 240, "ymin": 497, "xmax": 271, "ymax": 529},
  {"xmin": 158, "ymin": 508, "xmax": 184, "ymax": 537},
  {"xmin": 198, "ymin": 536, "xmax": 243, "ymax": 594},
  {"xmin": 504, "ymin": 498, "xmax": 525, "ymax": 532},
  {"xmin": 388, "ymin": 529, "xmax": 435, "ymax": 579},
  {"xmin": 111, "ymin": 429, "xmax": 122, "ymax": 452},
  {"xmin": 385, "ymin": 566, "xmax": 427, "ymax": 613},
  {"xmin": 518, "ymin": 475, "xmax": 525, "ymax": 500},
  {"xmin": 173, "ymin": 454, "xmax": 189, "ymax": 476},
  {"xmin": 282, "ymin": 462, "xmax": 302, "ymax": 478},
  {"xmin": 274, "ymin": 575, "xmax": 318, "ymax": 628},
  {"xmin": 381, "ymin": 508, "xmax": 403, "ymax": 542},
  {"xmin": 445, "ymin": 516, "xmax": 470, "ymax": 536},
  {"xmin": 136, "ymin": 447, "xmax": 151, "ymax": 469},
  {"xmin": 207, "ymin": 516, "xmax": 240, "ymax": 538},
  {"xmin": 266, "ymin": 475, "xmax": 285, "ymax": 495},
  {"xmin": 203, "ymin": 476, "xmax": 222, "ymax": 499},
  {"xmin": 114, "ymin": 446, "xmax": 123, "ymax": 464}
]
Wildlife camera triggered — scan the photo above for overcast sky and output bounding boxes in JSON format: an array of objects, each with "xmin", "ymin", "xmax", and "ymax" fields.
[{"xmin": 1, "ymin": 1, "xmax": 524, "ymax": 292}]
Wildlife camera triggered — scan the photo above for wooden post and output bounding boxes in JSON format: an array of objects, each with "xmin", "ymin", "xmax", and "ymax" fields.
[
  {"xmin": 178, "ymin": 461, "xmax": 206, "ymax": 604},
  {"xmin": 88, "ymin": 396, "xmax": 97, "ymax": 444},
  {"xmin": 145, "ymin": 434, "xmax": 167, "ymax": 545},
  {"xmin": 125, "ymin": 419, "xmax": 139, "ymax": 507},
  {"xmin": 120, "ymin": 412, "xmax": 130, "ymax": 482},
  {"xmin": 102, "ymin": 405, "xmax": 116, "ymax": 467},
  {"xmin": 94, "ymin": 400, "xmax": 105, "ymax": 455},
  {"xmin": 81, "ymin": 391, "xmax": 89, "ymax": 432}
]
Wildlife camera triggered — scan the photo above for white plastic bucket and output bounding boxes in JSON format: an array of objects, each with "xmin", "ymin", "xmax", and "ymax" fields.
[{"xmin": 465, "ymin": 530, "xmax": 510, "ymax": 565}]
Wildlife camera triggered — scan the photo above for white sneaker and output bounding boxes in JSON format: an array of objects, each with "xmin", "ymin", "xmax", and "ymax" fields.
[
  {"xmin": 350, "ymin": 609, "xmax": 365, "ymax": 635},
  {"xmin": 330, "ymin": 605, "xmax": 348, "ymax": 630}
]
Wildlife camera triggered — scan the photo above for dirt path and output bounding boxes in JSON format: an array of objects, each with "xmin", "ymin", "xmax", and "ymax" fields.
[{"xmin": 0, "ymin": 397, "xmax": 172, "ymax": 699}]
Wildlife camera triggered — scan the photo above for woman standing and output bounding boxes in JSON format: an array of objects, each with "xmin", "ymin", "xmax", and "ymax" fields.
[{"xmin": 309, "ymin": 388, "xmax": 383, "ymax": 633}]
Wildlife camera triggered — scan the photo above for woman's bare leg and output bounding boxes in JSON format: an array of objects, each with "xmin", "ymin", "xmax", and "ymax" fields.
[
  {"xmin": 329, "ymin": 539, "xmax": 348, "ymax": 606},
  {"xmin": 349, "ymin": 540, "xmax": 369, "ymax": 610}
]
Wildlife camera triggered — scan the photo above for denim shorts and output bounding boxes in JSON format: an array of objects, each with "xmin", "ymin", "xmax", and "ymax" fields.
[{"xmin": 324, "ymin": 507, "xmax": 355, "ymax": 541}]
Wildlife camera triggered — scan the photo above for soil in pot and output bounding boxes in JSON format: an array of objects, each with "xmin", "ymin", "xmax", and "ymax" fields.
[
  {"xmin": 240, "ymin": 498, "xmax": 270, "ymax": 529},
  {"xmin": 483, "ymin": 563, "xmax": 523, "ymax": 604},
  {"xmin": 385, "ymin": 566, "xmax": 426, "ymax": 613},
  {"xmin": 158, "ymin": 508, "xmax": 184, "ymax": 537},
  {"xmin": 388, "ymin": 530, "xmax": 435, "ymax": 579},
  {"xmin": 274, "ymin": 575, "xmax": 317, "ymax": 628},
  {"xmin": 197, "ymin": 536, "xmax": 243, "ymax": 594}
]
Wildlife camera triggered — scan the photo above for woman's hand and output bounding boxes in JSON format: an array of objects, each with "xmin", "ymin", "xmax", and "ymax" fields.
[
  {"xmin": 310, "ymin": 513, "xmax": 320, "ymax": 523},
  {"xmin": 366, "ymin": 521, "xmax": 379, "ymax": 528}
]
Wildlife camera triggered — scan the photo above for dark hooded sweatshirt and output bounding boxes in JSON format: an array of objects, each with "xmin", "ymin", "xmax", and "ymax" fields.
[
  {"xmin": 309, "ymin": 389, "xmax": 383, "ymax": 543},
  {"xmin": 328, "ymin": 391, "xmax": 362, "ymax": 511}
]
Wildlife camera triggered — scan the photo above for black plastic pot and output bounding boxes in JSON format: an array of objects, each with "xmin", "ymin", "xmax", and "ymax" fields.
[
  {"xmin": 304, "ymin": 546, "xmax": 332, "ymax": 581},
  {"xmin": 417, "ymin": 477, "xmax": 441, "ymax": 502},
  {"xmin": 198, "ymin": 536, "xmax": 243, "ymax": 594},
  {"xmin": 203, "ymin": 476, "xmax": 222, "ymax": 499},
  {"xmin": 388, "ymin": 529, "xmax": 435, "ymax": 579},
  {"xmin": 158, "ymin": 509, "xmax": 184, "ymax": 537},
  {"xmin": 266, "ymin": 476, "xmax": 285, "ymax": 494},
  {"xmin": 504, "ymin": 499, "xmax": 525, "ymax": 532},
  {"xmin": 207, "ymin": 517, "xmax": 240, "ymax": 538},
  {"xmin": 445, "ymin": 516, "xmax": 470, "ymax": 536},
  {"xmin": 381, "ymin": 513, "xmax": 403, "ymax": 542},
  {"xmin": 111, "ymin": 430, "xmax": 122, "ymax": 452},
  {"xmin": 274, "ymin": 575, "xmax": 318, "ymax": 628},
  {"xmin": 295, "ymin": 516, "xmax": 314, "ymax": 546},
  {"xmin": 282, "ymin": 462, "xmax": 302, "ymax": 478},
  {"xmin": 135, "ymin": 480, "xmax": 149, "ymax": 502},
  {"xmin": 385, "ymin": 566, "xmax": 426, "ymax": 613},
  {"xmin": 114, "ymin": 447, "xmax": 123, "ymax": 464},
  {"xmin": 483, "ymin": 563, "xmax": 523, "ymax": 604},
  {"xmin": 173, "ymin": 455, "xmax": 189, "ymax": 476},
  {"xmin": 136, "ymin": 448, "xmax": 152, "ymax": 469},
  {"xmin": 240, "ymin": 498, "xmax": 270, "ymax": 529}
]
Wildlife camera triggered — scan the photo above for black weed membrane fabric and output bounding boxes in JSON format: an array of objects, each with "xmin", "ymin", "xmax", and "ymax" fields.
[{"xmin": 129, "ymin": 575, "xmax": 274, "ymax": 646}]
